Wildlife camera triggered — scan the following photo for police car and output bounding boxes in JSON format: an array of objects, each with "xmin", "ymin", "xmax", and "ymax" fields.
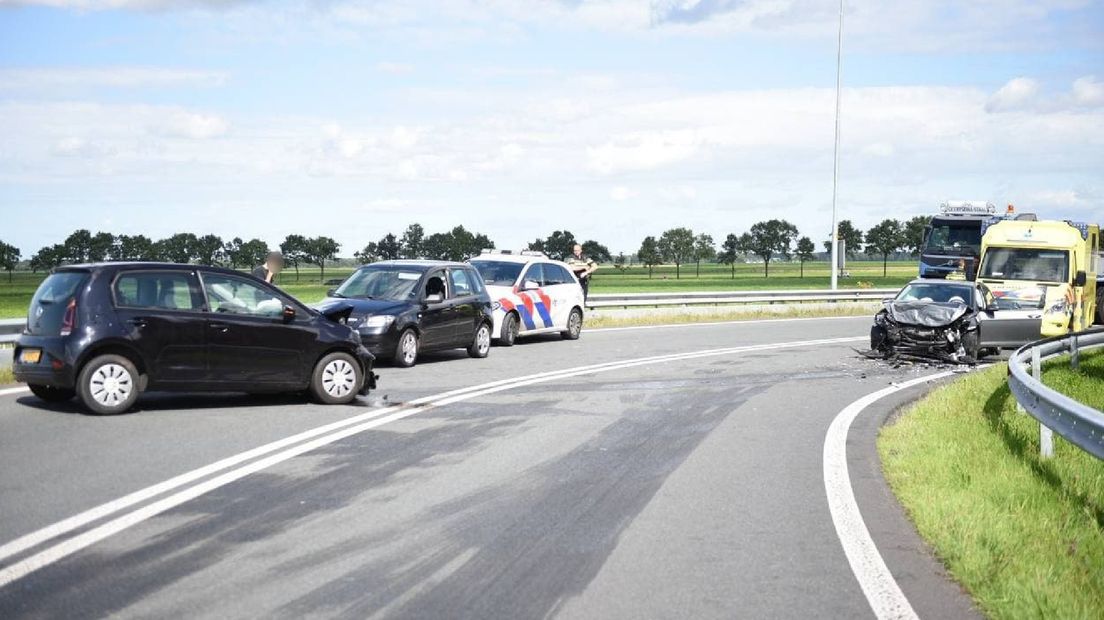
[{"xmin": 468, "ymin": 250, "xmax": 586, "ymax": 346}]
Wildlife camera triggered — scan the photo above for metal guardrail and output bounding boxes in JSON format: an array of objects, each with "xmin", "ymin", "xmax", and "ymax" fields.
[
  {"xmin": 586, "ymin": 288, "xmax": 896, "ymax": 309},
  {"xmin": 0, "ymin": 319, "xmax": 22, "ymax": 345},
  {"xmin": 1007, "ymin": 330, "xmax": 1104, "ymax": 460}
]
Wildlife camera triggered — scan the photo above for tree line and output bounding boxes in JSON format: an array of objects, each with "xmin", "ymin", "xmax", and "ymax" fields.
[{"xmin": 3, "ymin": 215, "xmax": 933, "ymax": 284}]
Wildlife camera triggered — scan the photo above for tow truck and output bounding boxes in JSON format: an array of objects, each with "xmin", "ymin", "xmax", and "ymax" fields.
[
  {"xmin": 918, "ymin": 201, "xmax": 998, "ymax": 278},
  {"xmin": 977, "ymin": 218, "xmax": 1100, "ymax": 339}
]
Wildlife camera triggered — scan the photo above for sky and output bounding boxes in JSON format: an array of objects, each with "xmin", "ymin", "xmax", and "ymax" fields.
[{"xmin": 1, "ymin": 0, "xmax": 1102, "ymax": 257}]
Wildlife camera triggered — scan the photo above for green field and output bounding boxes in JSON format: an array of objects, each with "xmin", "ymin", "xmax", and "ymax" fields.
[
  {"xmin": 0, "ymin": 260, "xmax": 916, "ymax": 319},
  {"xmin": 879, "ymin": 358, "xmax": 1104, "ymax": 619}
]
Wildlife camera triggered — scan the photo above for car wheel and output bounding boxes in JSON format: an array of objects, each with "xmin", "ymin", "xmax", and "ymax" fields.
[
  {"xmin": 561, "ymin": 308, "xmax": 583, "ymax": 340},
  {"xmin": 498, "ymin": 312, "xmax": 519, "ymax": 347},
  {"xmin": 394, "ymin": 328, "xmax": 419, "ymax": 368},
  {"xmin": 310, "ymin": 351, "xmax": 362, "ymax": 405},
  {"xmin": 77, "ymin": 354, "xmax": 139, "ymax": 415},
  {"xmin": 29, "ymin": 384, "xmax": 76, "ymax": 403},
  {"xmin": 962, "ymin": 330, "xmax": 981, "ymax": 362},
  {"xmin": 870, "ymin": 325, "xmax": 888, "ymax": 351},
  {"xmin": 468, "ymin": 322, "xmax": 491, "ymax": 359}
]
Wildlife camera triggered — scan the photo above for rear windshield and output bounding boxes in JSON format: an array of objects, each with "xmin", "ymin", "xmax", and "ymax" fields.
[
  {"xmin": 27, "ymin": 271, "xmax": 88, "ymax": 335},
  {"xmin": 469, "ymin": 260, "xmax": 524, "ymax": 286}
]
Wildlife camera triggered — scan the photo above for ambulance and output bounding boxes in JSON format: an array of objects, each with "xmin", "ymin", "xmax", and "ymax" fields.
[{"xmin": 977, "ymin": 218, "xmax": 1100, "ymax": 339}]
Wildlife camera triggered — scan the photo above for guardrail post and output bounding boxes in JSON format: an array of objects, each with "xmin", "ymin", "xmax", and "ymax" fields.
[
  {"xmin": 1070, "ymin": 333, "xmax": 1080, "ymax": 371},
  {"xmin": 1032, "ymin": 346, "xmax": 1054, "ymax": 459}
]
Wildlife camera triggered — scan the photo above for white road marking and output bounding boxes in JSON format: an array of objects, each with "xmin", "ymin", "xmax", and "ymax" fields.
[
  {"xmin": 0, "ymin": 387, "xmax": 29, "ymax": 397},
  {"xmin": 588, "ymin": 314, "xmax": 869, "ymax": 333},
  {"xmin": 0, "ymin": 335, "xmax": 864, "ymax": 588},
  {"xmin": 823, "ymin": 371, "xmax": 956, "ymax": 620}
]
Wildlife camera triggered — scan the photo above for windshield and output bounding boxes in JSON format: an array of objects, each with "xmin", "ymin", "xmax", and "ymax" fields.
[
  {"xmin": 469, "ymin": 260, "xmax": 524, "ymax": 287},
  {"xmin": 335, "ymin": 266, "xmax": 423, "ymax": 301},
  {"xmin": 895, "ymin": 283, "xmax": 973, "ymax": 305},
  {"xmin": 923, "ymin": 220, "xmax": 981, "ymax": 256},
  {"xmin": 979, "ymin": 248, "xmax": 1069, "ymax": 283}
]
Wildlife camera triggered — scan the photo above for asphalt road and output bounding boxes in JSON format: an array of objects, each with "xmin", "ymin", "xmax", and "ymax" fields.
[{"xmin": 0, "ymin": 316, "xmax": 978, "ymax": 619}]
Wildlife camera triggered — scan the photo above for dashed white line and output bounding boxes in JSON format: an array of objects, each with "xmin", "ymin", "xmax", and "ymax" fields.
[{"xmin": 823, "ymin": 371, "xmax": 956, "ymax": 620}]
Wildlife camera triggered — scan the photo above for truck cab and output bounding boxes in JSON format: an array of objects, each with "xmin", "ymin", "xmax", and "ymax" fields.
[
  {"xmin": 918, "ymin": 201, "xmax": 998, "ymax": 279},
  {"xmin": 977, "ymin": 219, "xmax": 1100, "ymax": 337}
]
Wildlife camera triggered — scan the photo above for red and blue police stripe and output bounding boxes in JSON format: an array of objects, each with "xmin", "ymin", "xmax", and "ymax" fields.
[{"xmin": 499, "ymin": 288, "xmax": 554, "ymax": 330}]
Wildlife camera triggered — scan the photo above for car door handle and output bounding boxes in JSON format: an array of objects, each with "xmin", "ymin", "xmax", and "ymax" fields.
[
  {"xmin": 209, "ymin": 322, "xmax": 230, "ymax": 333},
  {"xmin": 127, "ymin": 318, "xmax": 148, "ymax": 328}
]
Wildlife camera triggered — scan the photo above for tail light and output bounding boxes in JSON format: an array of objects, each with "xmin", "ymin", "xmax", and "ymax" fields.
[{"xmin": 60, "ymin": 298, "xmax": 77, "ymax": 337}]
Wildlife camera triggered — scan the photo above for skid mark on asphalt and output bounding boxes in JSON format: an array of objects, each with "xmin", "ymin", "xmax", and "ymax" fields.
[
  {"xmin": 275, "ymin": 381, "xmax": 767, "ymax": 619},
  {"xmin": 0, "ymin": 415, "xmax": 528, "ymax": 619}
]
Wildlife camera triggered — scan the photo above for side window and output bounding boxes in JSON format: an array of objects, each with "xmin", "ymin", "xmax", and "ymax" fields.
[
  {"xmin": 202, "ymin": 272, "xmax": 288, "ymax": 318},
  {"xmin": 115, "ymin": 272, "xmax": 201, "ymax": 311},
  {"xmin": 449, "ymin": 269, "xmax": 474, "ymax": 298},
  {"xmin": 522, "ymin": 263, "xmax": 545, "ymax": 287},
  {"xmin": 544, "ymin": 264, "xmax": 570, "ymax": 285},
  {"xmin": 424, "ymin": 271, "xmax": 448, "ymax": 299},
  {"xmin": 467, "ymin": 268, "xmax": 486, "ymax": 295}
]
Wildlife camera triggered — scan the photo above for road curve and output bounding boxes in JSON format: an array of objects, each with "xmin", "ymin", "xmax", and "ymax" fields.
[{"xmin": 0, "ymin": 316, "xmax": 975, "ymax": 618}]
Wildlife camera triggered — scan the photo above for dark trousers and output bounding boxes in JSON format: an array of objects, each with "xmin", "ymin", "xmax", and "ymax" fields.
[{"xmin": 580, "ymin": 277, "xmax": 590, "ymax": 301}]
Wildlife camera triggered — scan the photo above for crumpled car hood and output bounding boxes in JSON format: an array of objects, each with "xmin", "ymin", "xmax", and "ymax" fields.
[{"xmin": 882, "ymin": 301, "xmax": 969, "ymax": 327}]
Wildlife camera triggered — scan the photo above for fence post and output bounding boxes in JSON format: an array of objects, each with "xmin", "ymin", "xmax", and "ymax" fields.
[
  {"xmin": 1071, "ymin": 333, "xmax": 1080, "ymax": 371},
  {"xmin": 1032, "ymin": 346, "xmax": 1054, "ymax": 459}
]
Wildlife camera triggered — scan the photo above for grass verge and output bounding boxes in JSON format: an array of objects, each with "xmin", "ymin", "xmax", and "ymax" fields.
[
  {"xmin": 0, "ymin": 366, "xmax": 13, "ymax": 386},
  {"xmin": 879, "ymin": 363, "xmax": 1104, "ymax": 619},
  {"xmin": 585, "ymin": 304, "xmax": 874, "ymax": 329},
  {"xmin": 1041, "ymin": 347, "xmax": 1104, "ymax": 411}
]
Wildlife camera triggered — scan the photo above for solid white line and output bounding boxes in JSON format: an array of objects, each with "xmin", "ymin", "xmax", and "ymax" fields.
[
  {"xmin": 0, "ymin": 386, "xmax": 29, "ymax": 397},
  {"xmin": 587, "ymin": 314, "xmax": 869, "ymax": 333},
  {"xmin": 823, "ymin": 371, "xmax": 956, "ymax": 620},
  {"xmin": 0, "ymin": 334, "xmax": 864, "ymax": 588}
]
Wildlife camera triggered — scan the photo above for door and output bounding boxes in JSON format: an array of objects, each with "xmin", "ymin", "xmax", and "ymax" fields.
[
  {"xmin": 448, "ymin": 267, "xmax": 481, "ymax": 344},
  {"xmin": 418, "ymin": 270, "xmax": 456, "ymax": 350},
  {"xmin": 978, "ymin": 286, "xmax": 1043, "ymax": 347},
  {"xmin": 514, "ymin": 263, "xmax": 551, "ymax": 332},
  {"xmin": 541, "ymin": 263, "xmax": 577, "ymax": 329},
  {"xmin": 198, "ymin": 271, "xmax": 312, "ymax": 386},
  {"xmin": 111, "ymin": 270, "xmax": 208, "ymax": 384}
]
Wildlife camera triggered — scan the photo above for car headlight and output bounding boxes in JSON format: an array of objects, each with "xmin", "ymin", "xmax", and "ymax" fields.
[{"xmin": 363, "ymin": 315, "xmax": 396, "ymax": 329}]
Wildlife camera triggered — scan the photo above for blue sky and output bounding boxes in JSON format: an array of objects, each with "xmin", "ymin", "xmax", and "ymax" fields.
[{"xmin": 1, "ymin": 0, "xmax": 1102, "ymax": 257}]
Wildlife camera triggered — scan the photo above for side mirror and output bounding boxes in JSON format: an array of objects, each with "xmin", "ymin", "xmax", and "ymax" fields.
[
  {"xmin": 985, "ymin": 302, "xmax": 1000, "ymax": 313},
  {"xmin": 425, "ymin": 293, "xmax": 444, "ymax": 304},
  {"xmin": 522, "ymin": 280, "xmax": 540, "ymax": 291},
  {"xmin": 282, "ymin": 305, "xmax": 296, "ymax": 323},
  {"xmin": 327, "ymin": 288, "xmax": 337, "ymax": 297},
  {"xmin": 1074, "ymin": 270, "xmax": 1087, "ymax": 287}
]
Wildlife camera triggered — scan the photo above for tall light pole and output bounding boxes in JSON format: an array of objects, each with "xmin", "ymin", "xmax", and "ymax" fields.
[{"xmin": 829, "ymin": 0, "xmax": 844, "ymax": 291}]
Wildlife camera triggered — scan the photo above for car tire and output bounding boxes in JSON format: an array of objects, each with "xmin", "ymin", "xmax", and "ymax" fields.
[
  {"xmin": 498, "ymin": 312, "xmax": 519, "ymax": 347},
  {"xmin": 309, "ymin": 351, "xmax": 362, "ymax": 405},
  {"xmin": 394, "ymin": 328, "xmax": 419, "ymax": 368},
  {"xmin": 561, "ymin": 308, "xmax": 583, "ymax": 340},
  {"xmin": 962, "ymin": 330, "xmax": 981, "ymax": 362},
  {"xmin": 468, "ymin": 322, "xmax": 491, "ymax": 359},
  {"xmin": 76, "ymin": 354, "xmax": 140, "ymax": 415},
  {"xmin": 29, "ymin": 384, "xmax": 76, "ymax": 403},
  {"xmin": 870, "ymin": 325, "xmax": 888, "ymax": 351}
]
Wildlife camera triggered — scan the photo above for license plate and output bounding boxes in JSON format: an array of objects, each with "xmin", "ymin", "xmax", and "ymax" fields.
[{"xmin": 19, "ymin": 349, "xmax": 42, "ymax": 364}]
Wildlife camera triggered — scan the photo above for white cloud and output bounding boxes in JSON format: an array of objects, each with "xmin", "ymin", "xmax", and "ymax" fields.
[
  {"xmin": 0, "ymin": 67, "xmax": 229, "ymax": 91},
  {"xmin": 374, "ymin": 61, "xmax": 414, "ymax": 75},
  {"xmin": 1071, "ymin": 76, "xmax": 1104, "ymax": 108},
  {"xmin": 609, "ymin": 186, "xmax": 635, "ymax": 201},
  {"xmin": 158, "ymin": 111, "xmax": 230, "ymax": 139},
  {"xmin": 985, "ymin": 77, "xmax": 1040, "ymax": 113}
]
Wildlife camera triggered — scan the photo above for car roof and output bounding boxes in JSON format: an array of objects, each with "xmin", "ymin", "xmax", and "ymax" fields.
[
  {"xmin": 469, "ymin": 253, "xmax": 541, "ymax": 265},
  {"xmin": 907, "ymin": 278, "xmax": 976, "ymax": 287},
  {"xmin": 359, "ymin": 259, "xmax": 471, "ymax": 269},
  {"xmin": 57, "ymin": 262, "xmax": 248, "ymax": 276}
]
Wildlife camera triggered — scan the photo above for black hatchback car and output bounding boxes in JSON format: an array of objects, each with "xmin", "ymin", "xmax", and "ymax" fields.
[
  {"xmin": 13, "ymin": 263, "xmax": 376, "ymax": 415},
  {"xmin": 315, "ymin": 260, "xmax": 493, "ymax": 367}
]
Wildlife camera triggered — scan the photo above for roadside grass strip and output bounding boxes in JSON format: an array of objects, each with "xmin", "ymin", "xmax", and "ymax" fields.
[
  {"xmin": 0, "ymin": 367, "xmax": 12, "ymax": 386},
  {"xmin": 586, "ymin": 304, "xmax": 876, "ymax": 329},
  {"xmin": 879, "ymin": 363, "xmax": 1104, "ymax": 619},
  {"xmin": 1040, "ymin": 347, "xmax": 1104, "ymax": 412}
]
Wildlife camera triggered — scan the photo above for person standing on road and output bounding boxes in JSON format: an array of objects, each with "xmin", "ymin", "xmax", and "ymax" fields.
[
  {"xmin": 252, "ymin": 251, "xmax": 284, "ymax": 285},
  {"xmin": 567, "ymin": 244, "xmax": 598, "ymax": 300}
]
